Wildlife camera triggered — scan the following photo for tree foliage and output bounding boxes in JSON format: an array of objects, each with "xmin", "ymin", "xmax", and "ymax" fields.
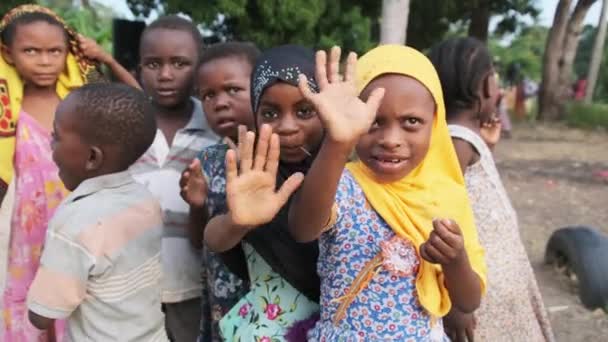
[
  {"xmin": 490, "ymin": 25, "xmax": 548, "ymax": 81},
  {"xmin": 126, "ymin": 0, "xmax": 379, "ymax": 53}
]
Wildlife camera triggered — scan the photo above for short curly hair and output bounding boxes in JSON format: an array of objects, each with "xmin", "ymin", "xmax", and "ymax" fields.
[{"xmin": 68, "ymin": 83, "xmax": 156, "ymax": 169}]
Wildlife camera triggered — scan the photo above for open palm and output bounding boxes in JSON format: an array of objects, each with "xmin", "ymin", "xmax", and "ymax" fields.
[
  {"xmin": 225, "ymin": 125, "xmax": 304, "ymax": 227},
  {"xmin": 298, "ymin": 46, "xmax": 385, "ymax": 144}
]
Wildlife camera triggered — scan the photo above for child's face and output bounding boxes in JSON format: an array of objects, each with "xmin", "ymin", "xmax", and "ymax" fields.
[
  {"xmin": 139, "ymin": 28, "xmax": 198, "ymax": 109},
  {"xmin": 2, "ymin": 21, "xmax": 67, "ymax": 88},
  {"xmin": 198, "ymin": 56, "xmax": 254, "ymax": 139},
  {"xmin": 256, "ymin": 82, "xmax": 323, "ymax": 164},
  {"xmin": 51, "ymin": 95, "xmax": 91, "ymax": 191},
  {"xmin": 356, "ymin": 75, "xmax": 435, "ymax": 183}
]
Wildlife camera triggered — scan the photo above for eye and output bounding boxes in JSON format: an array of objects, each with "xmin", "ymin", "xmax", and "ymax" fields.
[
  {"xmin": 260, "ymin": 109, "xmax": 278, "ymax": 120},
  {"xmin": 201, "ymin": 91, "xmax": 214, "ymax": 101},
  {"xmin": 401, "ymin": 116, "xmax": 423, "ymax": 130},
  {"xmin": 173, "ymin": 60, "xmax": 189, "ymax": 68},
  {"xmin": 296, "ymin": 106, "xmax": 316, "ymax": 119},
  {"xmin": 50, "ymin": 48, "xmax": 62, "ymax": 55},
  {"xmin": 24, "ymin": 48, "xmax": 36, "ymax": 55},
  {"xmin": 144, "ymin": 61, "xmax": 159, "ymax": 69},
  {"xmin": 227, "ymin": 87, "xmax": 240, "ymax": 95}
]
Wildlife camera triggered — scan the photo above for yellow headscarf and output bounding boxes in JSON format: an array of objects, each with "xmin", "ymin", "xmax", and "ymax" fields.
[
  {"xmin": 0, "ymin": 4, "xmax": 97, "ymax": 184},
  {"xmin": 346, "ymin": 45, "xmax": 486, "ymax": 317}
]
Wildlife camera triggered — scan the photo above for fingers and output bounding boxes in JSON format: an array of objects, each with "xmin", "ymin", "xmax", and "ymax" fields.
[
  {"xmin": 298, "ymin": 74, "xmax": 317, "ymax": 103},
  {"xmin": 315, "ymin": 50, "xmax": 329, "ymax": 89},
  {"xmin": 265, "ymin": 133, "xmax": 280, "ymax": 176},
  {"xmin": 343, "ymin": 52, "xmax": 357, "ymax": 83},
  {"xmin": 253, "ymin": 124, "xmax": 272, "ymax": 171},
  {"xmin": 420, "ymin": 241, "xmax": 444, "ymax": 264},
  {"xmin": 419, "ymin": 243, "xmax": 438, "ymax": 264},
  {"xmin": 223, "ymin": 136, "xmax": 238, "ymax": 151},
  {"xmin": 328, "ymin": 46, "xmax": 341, "ymax": 83},
  {"xmin": 179, "ymin": 170, "xmax": 190, "ymax": 189},
  {"xmin": 239, "ymin": 131, "xmax": 256, "ymax": 173},
  {"xmin": 466, "ymin": 325, "xmax": 475, "ymax": 342},
  {"xmin": 432, "ymin": 219, "xmax": 462, "ymax": 248},
  {"xmin": 237, "ymin": 125, "xmax": 248, "ymax": 161},
  {"xmin": 225, "ymin": 149, "xmax": 238, "ymax": 184},
  {"xmin": 365, "ymin": 87, "xmax": 385, "ymax": 113},
  {"xmin": 276, "ymin": 172, "xmax": 304, "ymax": 204}
]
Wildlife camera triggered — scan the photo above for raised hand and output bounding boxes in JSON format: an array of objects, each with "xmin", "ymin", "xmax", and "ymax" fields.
[
  {"xmin": 420, "ymin": 218, "xmax": 466, "ymax": 266},
  {"xmin": 78, "ymin": 34, "xmax": 112, "ymax": 64},
  {"xmin": 297, "ymin": 46, "xmax": 385, "ymax": 145},
  {"xmin": 225, "ymin": 124, "xmax": 304, "ymax": 227},
  {"xmin": 479, "ymin": 116, "xmax": 502, "ymax": 149},
  {"xmin": 179, "ymin": 159, "xmax": 208, "ymax": 208}
]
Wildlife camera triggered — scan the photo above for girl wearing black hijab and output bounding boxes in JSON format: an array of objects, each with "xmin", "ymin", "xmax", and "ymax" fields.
[{"xmin": 200, "ymin": 45, "xmax": 323, "ymax": 341}]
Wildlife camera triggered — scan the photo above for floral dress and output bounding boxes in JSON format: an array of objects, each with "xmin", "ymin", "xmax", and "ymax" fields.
[
  {"xmin": 1, "ymin": 112, "xmax": 68, "ymax": 342},
  {"xmin": 449, "ymin": 125, "xmax": 555, "ymax": 342},
  {"xmin": 220, "ymin": 243, "xmax": 318, "ymax": 341},
  {"xmin": 201, "ymin": 144, "xmax": 319, "ymax": 342},
  {"xmin": 309, "ymin": 170, "xmax": 448, "ymax": 342},
  {"xmin": 199, "ymin": 144, "xmax": 249, "ymax": 341}
]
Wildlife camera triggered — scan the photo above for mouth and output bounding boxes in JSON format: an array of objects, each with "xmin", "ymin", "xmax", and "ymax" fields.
[
  {"xmin": 369, "ymin": 155, "xmax": 409, "ymax": 171},
  {"xmin": 216, "ymin": 117, "xmax": 237, "ymax": 130},
  {"xmin": 35, "ymin": 74, "xmax": 57, "ymax": 81},
  {"xmin": 156, "ymin": 89, "xmax": 178, "ymax": 97}
]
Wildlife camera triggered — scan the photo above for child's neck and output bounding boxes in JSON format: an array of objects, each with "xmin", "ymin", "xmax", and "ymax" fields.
[
  {"xmin": 22, "ymin": 83, "xmax": 61, "ymax": 131},
  {"xmin": 154, "ymin": 99, "xmax": 194, "ymax": 147},
  {"xmin": 446, "ymin": 109, "xmax": 481, "ymax": 133}
]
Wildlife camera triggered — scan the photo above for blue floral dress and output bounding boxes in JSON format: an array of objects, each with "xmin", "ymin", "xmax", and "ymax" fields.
[
  {"xmin": 199, "ymin": 144, "xmax": 249, "ymax": 341},
  {"xmin": 201, "ymin": 144, "xmax": 318, "ymax": 342},
  {"xmin": 309, "ymin": 170, "xmax": 449, "ymax": 342}
]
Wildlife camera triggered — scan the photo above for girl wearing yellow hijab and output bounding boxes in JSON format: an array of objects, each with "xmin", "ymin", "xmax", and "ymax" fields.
[
  {"xmin": 0, "ymin": 5, "xmax": 137, "ymax": 341},
  {"xmin": 288, "ymin": 45, "xmax": 486, "ymax": 340}
]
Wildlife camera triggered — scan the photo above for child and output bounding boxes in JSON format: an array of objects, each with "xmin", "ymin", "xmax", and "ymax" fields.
[
  {"xmin": 429, "ymin": 37, "xmax": 555, "ymax": 341},
  {"xmin": 0, "ymin": 5, "xmax": 137, "ymax": 341},
  {"xmin": 197, "ymin": 45, "xmax": 323, "ymax": 341},
  {"xmin": 181, "ymin": 41, "xmax": 260, "ymax": 341},
  {"xmin": 287, "ymin": 45, "xmax": 487, "ymax": 340},
  {"xmin": 26, "ymin": 83, "xmax": 167, "ymax": 341},
  {"xmin": 128, "ymin": 15, "xmax": 219, "ymax": 342}
]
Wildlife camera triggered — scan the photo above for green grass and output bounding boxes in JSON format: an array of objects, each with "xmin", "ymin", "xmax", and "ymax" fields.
[{"xmin": 565, "ymin": 101, "xmax": 608, "ymax": 130}]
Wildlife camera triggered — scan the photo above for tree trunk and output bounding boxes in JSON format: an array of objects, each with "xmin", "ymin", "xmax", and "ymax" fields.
[
  {"xmin": 538, "ymin": 0, "xmax": 597, "ymax": 121},
  {"xmin": 585, "ymin": 0, "xmax": 608, "ymax": 102},
  {"xmin": 468, "ymin": 1, "xmax": 491, "ymax": 42},
  {"xmin": 380, "ymin": 0, "xmax": 411, "ymax": 44}
]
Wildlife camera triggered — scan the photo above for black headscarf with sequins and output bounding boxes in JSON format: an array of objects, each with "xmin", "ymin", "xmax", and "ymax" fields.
[{"xmin": 225, "ymin": 45, "xmax": 322, "ymax": 302}]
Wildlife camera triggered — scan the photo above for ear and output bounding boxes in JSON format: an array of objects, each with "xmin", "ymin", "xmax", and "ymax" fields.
[
  {"xmin": 482, "ymin": 73, "xmax": 495, "ymax": 99},
  {"xmin": 85, "ymin": 146, "xmax": 104, "ymax": 172},
  {"xmin": 1, "ymin": 44, "xmax": 15, "ymax": 65}
]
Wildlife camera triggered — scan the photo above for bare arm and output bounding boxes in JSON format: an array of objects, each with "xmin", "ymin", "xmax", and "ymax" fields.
[
  {"xmin": 28, "ymin": 310, "xmax": 54, "ymax": 330},
  {"xmin": 287, "ymin": 47, "xmax": 384, "ymax": 242},
  {"xmin": 102, "ymin": 57, "xmax": 141, "ymax": 89},
  {"xmin": 0, "ymin": 179, "xmax": 7, "ymax": 208},
  {"xmin": 443, "ymin": 251, "xmax": 482, "ymax": 313},
  {"xmin": 289, "ymin": 140, "xmax": 351, "ymax": 242},
  {"xmin": 203, "ymin": 214, "xmax": 250, "ymax": 252},
  {"xmin": 78, "ymin": 35, "xmax": 141, "ymax": 89},
  {"xmin": 187, "ymin": 205, "xmax": 208, "ymax": 249},
  {"xmin": 451, "ymin": 138, "xmax": 477, "ymax": 175},
  {"xmin": 420, "ymin": 219, "xmax": 482, "ymax": 313}
]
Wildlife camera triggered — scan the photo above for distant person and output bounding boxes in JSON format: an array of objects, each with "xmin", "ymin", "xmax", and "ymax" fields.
[{"xmin": 430, "ymin": 37, "xmax": 555, "ymax": 342}]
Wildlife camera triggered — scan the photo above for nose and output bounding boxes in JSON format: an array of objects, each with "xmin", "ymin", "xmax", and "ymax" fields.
[
  {"xmin": 378, "ymin": 125, "xmax": 402, "ymax": 150},
  {"xmin": 275, "ymin": 112, "xmax": 299, "ymax": 136},
  {"xmin": 213, "ymin": 92, "xmax": 230, "ymax": 111},
  {"xmin": 39, "ymin": 52, "xmax": 51, "ymax": 66},
  {"xmin": 158, "ymin": 64, "xmax": 174, "ymax": 81}
]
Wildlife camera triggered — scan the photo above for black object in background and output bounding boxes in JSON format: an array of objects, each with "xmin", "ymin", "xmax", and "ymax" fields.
[{"xmin": 112, "ymin": 18, "xmax": 146, "ymax": 81}]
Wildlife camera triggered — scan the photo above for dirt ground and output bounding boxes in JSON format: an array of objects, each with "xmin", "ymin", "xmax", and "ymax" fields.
[{"xmin": 494, "ymin": 122, "xmax": 608, "ymax": 341}]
